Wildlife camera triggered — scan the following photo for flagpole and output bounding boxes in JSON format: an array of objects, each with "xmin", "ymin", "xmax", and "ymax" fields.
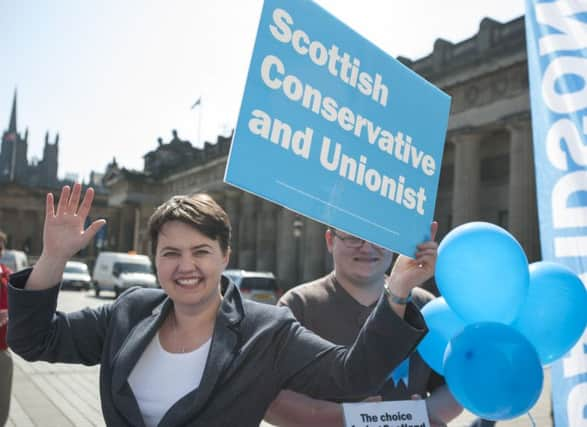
[
  {"xmin": 198, "ymin": 105, "xmax": 202, "ymax": 146},
  {"xmin": 192, "ymin": 97, "xmax": 202, "ymax": 146}
]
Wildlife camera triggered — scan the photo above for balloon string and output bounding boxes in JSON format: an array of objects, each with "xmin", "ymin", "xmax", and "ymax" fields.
[{"xmin": 527, "ymin": 411, "xmax": 536, "ymax": 427}]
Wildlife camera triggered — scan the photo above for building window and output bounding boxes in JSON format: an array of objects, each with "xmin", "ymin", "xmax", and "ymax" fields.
[{"xmin": 481, "ymin": 153, "xmax": 509, "ymax": 184}]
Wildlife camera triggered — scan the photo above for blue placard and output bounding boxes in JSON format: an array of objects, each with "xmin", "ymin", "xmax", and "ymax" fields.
[
  {"xmin": 524, "ymin": 1, "xmax": 587, "ymax": 426},
  {"xmin": 225, "ymin": 0, "xmax": 451, "ymax": 256}
]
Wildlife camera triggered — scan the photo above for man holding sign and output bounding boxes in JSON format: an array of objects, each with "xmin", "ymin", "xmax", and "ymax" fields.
[
  {"xmin": 226, "ymin": 1, "xmax": 455, "ymax": 423},
  {"xmin": 265, "ymin": 224, "xmax": 462, "ymax": 427}
]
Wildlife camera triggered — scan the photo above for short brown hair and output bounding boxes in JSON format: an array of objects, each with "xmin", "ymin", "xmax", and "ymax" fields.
[
  {"xmin": 148, "ymin": 194, "xmax": 231, "ymax": 256},
  {"xmin": 0, "ymin": 230, "xmax": 6, "ymax": 245}
]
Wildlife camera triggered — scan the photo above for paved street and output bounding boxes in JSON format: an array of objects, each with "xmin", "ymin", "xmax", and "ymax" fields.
[
  {"xmin": 6, "ymin": 289, "xmax": 109, "ymax": 427},
  {"xmin": 7, "ymin": 289, "xmax": 553, "ymax": 427}
]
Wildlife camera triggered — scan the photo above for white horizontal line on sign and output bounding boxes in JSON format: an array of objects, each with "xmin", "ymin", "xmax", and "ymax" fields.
[{"xmin": 276, "ymin": 180, "xmax": 400, "ymax": 236}]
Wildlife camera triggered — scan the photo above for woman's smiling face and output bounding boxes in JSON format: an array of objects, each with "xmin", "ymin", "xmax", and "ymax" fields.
[{"xmin": 155, "ymin": 220, "xmax": 229, "ymax": 311}]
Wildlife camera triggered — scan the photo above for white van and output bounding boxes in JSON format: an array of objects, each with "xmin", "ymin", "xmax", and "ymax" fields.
[
  {"xmin": 0, "ymin": 249, "xmax": 29, "ymax": 273},
  {"xmin": 92, "ymin": 252, "xmax": 157, "ymax": 297}
]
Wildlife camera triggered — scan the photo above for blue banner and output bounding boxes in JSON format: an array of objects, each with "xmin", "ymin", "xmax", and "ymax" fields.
[
  {"xmin": 524, "ymin": 1, "xmax": 587, "ymax": 425},
  {"xmin": 225, "ymin": 0, "xmax": 450, "ymax": 256}
]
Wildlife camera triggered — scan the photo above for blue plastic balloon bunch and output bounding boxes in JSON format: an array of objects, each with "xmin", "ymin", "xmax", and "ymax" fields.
[{"xmin": 417, "ymin": 222, "xmax": 587, "ymax": 421}]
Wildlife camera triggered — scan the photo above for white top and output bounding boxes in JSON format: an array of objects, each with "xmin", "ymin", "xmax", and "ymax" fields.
[{"xmin": 128, "ymin": 333, "xmax": 212, "ymax": 427}]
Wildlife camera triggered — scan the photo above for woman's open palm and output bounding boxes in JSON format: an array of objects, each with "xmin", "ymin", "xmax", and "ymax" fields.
[{"xmin": 43, "ymin": 183, "xmax": 106, "ymax": 262}]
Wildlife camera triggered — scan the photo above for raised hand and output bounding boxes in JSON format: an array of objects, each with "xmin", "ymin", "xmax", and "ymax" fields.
[
  {"xmin": 42, "ymin": 183, "xmax": 106, "ymax": 262},
  {"xmin": 387, "ymin": 222, "xmax": 438, "ymax": 295},
  {"xmin": 25, "ymin": 183, "xmax": 106, "ymax": 290}
]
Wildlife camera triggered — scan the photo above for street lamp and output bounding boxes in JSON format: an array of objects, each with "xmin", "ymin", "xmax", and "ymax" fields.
[{"xmin": 292, "ymin": 216, "xmax": 304, "ymax": 286}]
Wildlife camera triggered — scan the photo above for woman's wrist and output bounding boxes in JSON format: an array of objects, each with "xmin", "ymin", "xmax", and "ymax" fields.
[{"xmin": 25, "ymin": 253, "xmax": 68, "ymax": 290}]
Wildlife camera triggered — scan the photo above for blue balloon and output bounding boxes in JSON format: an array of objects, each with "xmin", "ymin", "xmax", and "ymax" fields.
[
  {"xmin": 443, "ymin": 322, "xmax": 543, "ymax": 420},
  {"xmin": 513, "ymin": 262, "xmax": 587, "ymax": 364},
  {"xmin": 436, "ymin": 222, "xmax": 529, "ymax": 323},
  {"xmin": 417, "ymin": 297, "xmax": 466, "ymax": 375}
]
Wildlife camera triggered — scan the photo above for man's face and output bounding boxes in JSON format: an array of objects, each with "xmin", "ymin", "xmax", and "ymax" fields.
[
  {"xmin": 326, "ymin": 229, "xmax": 393, "ymax": 287},
  {"xmin": 0, "ymin": 240, "xmax": 5, "ymax": 258}
]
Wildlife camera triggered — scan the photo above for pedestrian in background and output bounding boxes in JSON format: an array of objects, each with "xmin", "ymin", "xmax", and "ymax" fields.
[{"xmin": 0, "ymin": 230, "xmax": 13, "ymax": 426}]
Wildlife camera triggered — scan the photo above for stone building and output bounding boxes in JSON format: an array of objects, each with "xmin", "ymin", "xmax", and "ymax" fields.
[
  {"xmin": 0, "ymin": 91, "xmax": 120, "ymax": 258},
  {"xmin": 0, "ymin": 181, "xmax": 118, "ymax": 258},
  {"xmin": 404, "ymin": 16, "xmax": 539, "ymax": 261},
  {"xmin": 104, "ymin": 15, "xmax": 539, "ymax": 290},
  {"xmin": 1, "ymin": 15, "xmax": 539, "ymax": 290},
  {"xmin": 0, "ymin": 91, "xmax": 60, "ymax": 188}
]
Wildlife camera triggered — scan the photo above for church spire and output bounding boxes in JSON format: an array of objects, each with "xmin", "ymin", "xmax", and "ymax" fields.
[{"xmin": 8, "ymin": 89, "xmax": 17, "ymax": 133}]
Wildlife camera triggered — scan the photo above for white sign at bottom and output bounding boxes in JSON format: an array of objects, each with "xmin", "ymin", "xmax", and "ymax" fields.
[{"xmin": 342, "ymin": 400, "xmax": 430, "ymax": 427}]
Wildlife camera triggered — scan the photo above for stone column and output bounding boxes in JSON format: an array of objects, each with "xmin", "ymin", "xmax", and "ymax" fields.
[
  {"xmin": 133, "ymin": 206, "xmax": 141, "ymax": 252},
  {"xmin": 301, "ymin": 219, "xmax": 326, "ymax": 283},
  {"xmin": 507, "ymin": 117, "xmax": 540, "ymax": 261},
  {"xmin": 451, "ymin": 132, "xmax": 482, "ymax": 226},
  {"xmin": 255, "ymin": 200, "xmax": 277, "ymax": 272},
  {"xmin": 2, "ymin": 209, "xmax": 18, "ymax": 248},
  {"xmin": 138, "ymin": 205, "xmax": 154, "ymax": 255},
  {"xmin": 118, "ymin": 205, "xmax": 135, "ymax": 252},
  {"xmin": 20, "ymin": 210, "xmax": 36, "ymax": 255},
  {"xmin": 237, "ymin": 193, "xmax": 257, "ymax": 270},
  {"xmin": 276, "ymin": 208, "xmax": 299, "ymax": 290},
  {"xmin": 224, "ymin": 191, "xmax": 241, "ymax": 268},
  {"xmin": 34, "ymin": 209, "xmax": 43, "ymax": 255},
  {"xmin": 14, "ymin": 209, "xmax": 25, "ymax": 249}
]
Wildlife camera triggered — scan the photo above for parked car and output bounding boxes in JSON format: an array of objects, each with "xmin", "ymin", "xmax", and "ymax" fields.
[
  {"xmin": 0, "ymin": 249, "xmax": 29, "ymax": 272},
  {"xmin": 61, "ymin": 260, "xmax": 92, "ymax": 290},
  {"xmin": 222, "ymin": 269, "xmax": 281, "ymax": 304},
  {"xmin": 92, "ymin": 252, "xmax": 157, "ymax": 297}
]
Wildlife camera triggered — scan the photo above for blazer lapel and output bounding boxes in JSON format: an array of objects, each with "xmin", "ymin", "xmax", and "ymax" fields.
[
  {"xmin": 194, "ymin": 313, "xmax": 240, "ymax": 402},
  {"xmin": 159, "ymin": 280, "xmax": 244, "ymax": 426}
]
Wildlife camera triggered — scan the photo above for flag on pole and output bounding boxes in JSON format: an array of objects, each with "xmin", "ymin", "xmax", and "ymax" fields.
[
  {"xmin": 191, "ymin": 97, "xmax": 202, "ymax": 109},
  {"xmin": 524, "ymin": 1, "xmax": 587, "ymax": 426}
]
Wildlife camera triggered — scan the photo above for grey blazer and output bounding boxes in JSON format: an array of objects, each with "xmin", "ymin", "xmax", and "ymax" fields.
[{"xmin": 8, "ymin": 269, "xmax": 426, "ymax": 427}]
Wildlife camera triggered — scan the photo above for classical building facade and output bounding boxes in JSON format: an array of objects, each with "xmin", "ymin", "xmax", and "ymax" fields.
[
  {"xmin": 2, "ymin": 16, "xmax": 538, "ymax": 290},
  {"xmin": 0, "ymin": 181, "xmax": 119, "ymax": 258},
  {"xmin": 404, "ymin": 16, "xmax": 539, "ymax": 260},
  {"xmin": 104, "ymin": 15, "xmax": 538, "ymax": 290}
]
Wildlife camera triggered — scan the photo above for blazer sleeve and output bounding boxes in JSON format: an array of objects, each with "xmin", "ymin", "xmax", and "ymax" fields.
[
  {"xmin": 7, "ymin": 268, "xmax": 112, "ymax": 365},
  {"xmin": 273, "ymin": 295, "xmax": 427, "ymax": 401}
]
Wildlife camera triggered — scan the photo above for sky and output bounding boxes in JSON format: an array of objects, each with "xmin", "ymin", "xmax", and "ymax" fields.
[{"xmin": 0, "ymin": 0, "xmax": 525, "ymax": 182}]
